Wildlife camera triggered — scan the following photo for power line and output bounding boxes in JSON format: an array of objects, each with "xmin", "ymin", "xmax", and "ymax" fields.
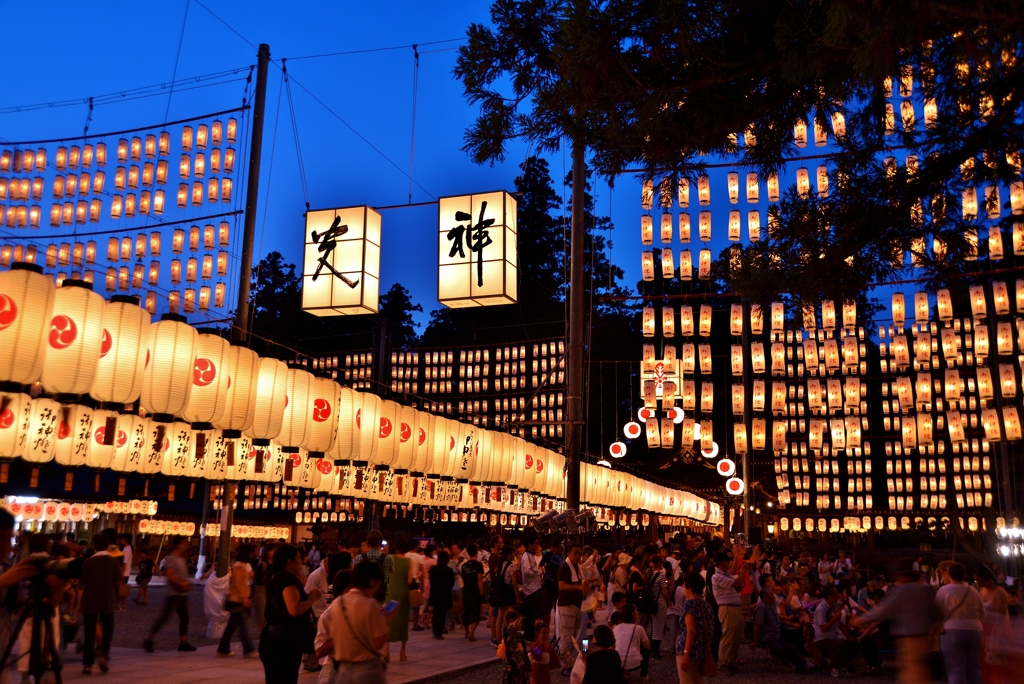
[
  {"xmin": 192, "ymin": 0, "xmax": 257, "ymax": 50},
  {"xmin": 282, "ymin": 38, "xmax": 464, "ymax": 62},
  {"xmin": 164, "ymin": 0, "xmax": 192, "ymax": 123}
]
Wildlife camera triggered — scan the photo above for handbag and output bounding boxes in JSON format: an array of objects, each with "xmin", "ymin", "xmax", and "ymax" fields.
[
  {"xmin": 118, "ymin": 583, "xmax": 131, "ymax": 599},
  {"xmin": 408, "ymin": 588, "xmax": 424, "ymax": 609}
]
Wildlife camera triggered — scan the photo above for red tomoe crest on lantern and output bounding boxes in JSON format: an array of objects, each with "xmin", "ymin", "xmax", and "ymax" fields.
[
  {"xmin": 524, "ymin": 453, "xmax": 533, "ymax": 469},
  {"xmin": 193, "ymin": 358, "xmax": 216, "ymax": 386},
  {"xmin": 0, "ymin": 408, "xmax": 14, "ymax": 429},
  {"xmin": 93, "ymin": 427, "xmax": 128, "ymax": 448},
  {"xmin": 638, "ymin": 407, "xmax": 655, "ymax": 421},
  {"xmin": 45, "ymin": 503, "xmax": 57, "ymax": 516},
  {"xmin": 449, "ymin": 436, "xmax": 455, "ymax": 451},
  {"xmin": 312, "ymin": 398, "xmax": 331, "ymax": 422},
  {"xmin": 418, "ymin": 428, "xmax": 426, "ymax": 445},
  {"xmin": 536, "ymin": 459, "xmax": 544, "ymax": 474},
  {"xmin": 49, "ymin": 315, "xmax": 77, "ymax": 349},
  {"xmin": 316, "ymin": 459, "xmax": 332, "ymax": 474},
  {"xmin": 379, "ymin": 417, "xmax": 392, "ymax": 439},
  {"xmin": 0, "ymin": 293, "xmax": 18, "ymax": 330},
  {"xmin": 100, "ymin": 329, "xmax": 112, "ymax": 358},
  {"xmin": 355, "ymin": 408, "xmax": 361, "ymax": 429},
  {"xmin": 57, "ymin": 421, "xmax": 71, "ymax": 439},
  {"xmin": 400, "ymin": 422, "xmax": 411, "ymax": 442},
  {"xmin": 288, "ymin": 452, "xmax": 302, "ymax": 467}
]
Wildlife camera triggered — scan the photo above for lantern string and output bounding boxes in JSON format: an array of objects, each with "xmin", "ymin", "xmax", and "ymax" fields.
[
  {"xmin": 282, "ymin": 61, "xmax": 310, "ymax": 210},
  {"xmin": 0, "ymin": 69, "xmax": 252, "ymax": 118},
  {"xmin": 164, "ymin": 0, "xmax": 192, "ymax": 124},
  {"xmin": 408, "ymin": 44, "xmax": 420, "ymax": 205},
  {"xmin": 83, "ymin": 97, "xmax": 94, "ymax": 138}
]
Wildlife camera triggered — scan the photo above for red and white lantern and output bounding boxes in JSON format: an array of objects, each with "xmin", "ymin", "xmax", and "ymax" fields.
[
  {"xmin": 90, "ymin": 295, "xmax": 150, "ymax": 405},
  {"xmin": 182, "ymin": 331, "xmax": 230, "ymax": 428},
  {"xmin": 306, "ymin": 375, "xmax": 341, "ymax": 457},
  {"xmin": 0, "ymin": 263, "xmax": 55, "ymax": 385},
  {"xmin": 41, "ymin": 280, "xmax": 104, "ymax": 395},
  {"xmin": 141, "ymin": 314, "xmax": 197, "ymax": 419}
]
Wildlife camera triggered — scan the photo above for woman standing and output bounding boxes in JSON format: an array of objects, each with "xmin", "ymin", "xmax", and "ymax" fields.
[
  {"xmin": 386, "ymin": 538, "xmax": 413, "ymax": 662},
  {"xmin": 217, "ymin": 544, "xmax": 256, "ymax": 657},
  {"xmin": 428, "ymin": 551, "xmax": 456, "ymax": 640},
  {"xmin": 500, "ymin": 609, "xmax": 530, "ymax": 684},
  {"xmin": 676, "ymin": 572, "xmax": 714, "ymax": 684},
  {"xmin": 936, "ymin": 562, "xmax": 986, "ymax": 684},
  {"xmin": 489, "ymin": 547, "xmax": 518, "ymax": 645},
  {"xmin": 647, "ymin": 555, "xmax": 669, "ymax": 657},
  {"xmin": 259, "ymin": 544, "xmax": 322, "ymax": 684},
  {"xmin": 975, "ymin": 565, "xmax": 1009, "ymax": 684}
]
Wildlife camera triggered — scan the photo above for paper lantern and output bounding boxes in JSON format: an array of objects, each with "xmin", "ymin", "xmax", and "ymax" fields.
[
  {"xmin": 356, "ymin": 392, "xmax": 383, "ymax": 465},
  {"xmin": 393, "ymin": 404, "xmax": 416, "ymax": 470},
  {"xmin": 435, "ymin": 191, "xmax": 517, "ymax": 307},
  {"xmin": 891, "ymin": 293, "xmax": 905, "ymax": 328},
  {"xmin": 717, "ymin": 458, "xmax": 736, "ymax": 477},
  {"xmin": 277, "ymin": 367, "xmax": 314, "ymax": 454},
  {"xmin": 91, "ymin": 295, "xmax": 150, "ymax": 405},
  {"xmin": 214, "ymin": 344, "xmax": 260, "ymax": 434},
  {"xmin": 110, "ymin": 413, "xmax": 147, "ymax": 473},
  {"xmin": 374, "ymin": 399, "xmax": 401, "ymax": 467},
  {"xmin": 326, "ymin": 386, "xmax": 357, "ymax": 465},
  {"xmin": 0, "ymin": 391, "xmax": 32, "ymax": 458},
  {"xmin": 725, "ymin": 477, "xmax": 745, "ymax": 496},
  {"xmin": 52, "ymin": 403, "xmax": 92, "ymax": 466},
  {"xmin": 223, "ymin": 433, "xmax": 254, "ymax": 481},
  {"xmin": 733, "ymin": 423, "xmax": 748, "ymax": 454},
  {"xmin": 642, "ymin": 307, "xmax": 655, "ymax": 337},
  {"xmin": 156, "ymin": 421, "xmax": 192, "ymax": 477},
  {"xmin": 247, "ymin": 357, "xmax": 288, "ymax": 445},
  {"xmin": 302, "ymin": 206, "xmax": 382, "ymax": 315},
  {"xmin": 641, "ymin": 251, "xmax": 655, "ymax": 281},
  {"xmin": 181, "ymin": 331, "xmax": 229, "ymax": 429},
  {"xmin": 609, "ymin": 441, "xmax": 626, "ymax": 458},
  {"xmin": 141, "ymin": 314, "xmax": 197, "ymax": 419},
  {"xmin": 0, "ymin": 263, "xmax": 55, "ymax": 385},
  {"xmin": 306, "ymin": 375, "xmax": 341, "ymax": 457},
  {"xmin": 87, "ymin": 408, "xmax": 122, "ymax": 468},
  {"xmin": 40, "ymin": 280, "xmax": 104, "ymax": 395}
]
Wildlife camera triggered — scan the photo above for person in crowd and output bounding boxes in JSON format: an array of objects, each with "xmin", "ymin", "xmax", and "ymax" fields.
[
  {"xmin": 676, "ymin": 572, "xmax": 715, "ymax": 684},
  {"xmin": 325, "ymin": 551, "xmax": 352, "ymax": 605},
  {"xmin": 529, "ymin": 620, "xmax": 556, "ymax": 684},
  {"xmin": 582, "ymin": 624, "xmax": 626, "ymax": 684},
  {"xmin": 252, "ymin": 542, "xmax": 276, "ymax": 633},
  {"xmin": 132, "ymin": 547, "xmax": 153, "ymax": 605},
  {"xmin": 142, "ymin": 536, "xmax": 196, "ymax": 653},
  {"xmin": 709, "ymin": 549, "xmax": 748, "ymax": 673},
  {"xmin": 258, "ymin": 544, "xmax": 321, "ymax": 684},
  {"xmin": 832, "ymin": 550, "xmax": 852, "ymax": 578},
  {"xmin": 613, "ymin": 603, "xmax": 650, "ymax": 680},
  {"xmin": 302, "ymin": 552, "xmax": 331, "ymax": 672},
  {"xmin": 500, "ymin": 609, "xmax": 530, "ymax": 684},
  {"xmin": 353, "ymin": 530, "xmax": 393, "ymax": 605},
  {"xmin": 540, "ymin": 540, "xmax": 563, "ymax": 631},
  {"xmin": 852, "ymin": 559, "xmax": 938, "ymax": 684},
  {"xmin": 936, "ymin": 562, "xmax": 985, "ymax": 684},
  {"xmin": 489, "ymin": 546, "xmax": 518, "ymax": 646},
  {"xmin": 813, "ymin": 585, "xmax": 860, "ymax": 678},
  {"xmin": 557, "ymin": 543, "xmax": 587, "ymax": 676},
  {"xmin": 752, "ymin": 587, "xmax": 808, "ymax": 673},
  {"xmin": 115, "ymin": 534, "xmax": 132, "ymax": 611},
  {"xmin": 461, "ymin": 543, "xmax": 486, "ymax": 642},
  {"xmin": 974, "ymin": 565, "xmax": 1010, "ymax": 684},
  {"xmin": 405, "ymin": 540, "xmax": 425, "ymax": 630},
  {"xmin": 520, "ymin": 537, "xmax": 545, "ymax": 642},
  {"xmin": 308, "ymin": 541, "xmax": 322, "ymax": 574},
  {"xmin": 428, "ymin": 550, "xmax": 456, "ymax": 640},
  {"xmin": 217, "ymin": 543, "xmax": 256, "ymax": 658},
  {"xmin": 385, "ymin": 537, "xmax": 413, "ymax": 662},
  {"xmin": 79, "ymin": 533, "xmax": 121, "ymax": 674},
  {"xmin": 329, "ymin": 555, "xmax": 392, "ymax": 684},
  {"xmin": 645, "ymin": 552, "xmax": 669, "ymax": 658}
]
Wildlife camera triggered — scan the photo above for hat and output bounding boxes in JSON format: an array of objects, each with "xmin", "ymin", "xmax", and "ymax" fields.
[
  {"xmin": 714, "ymin": 550, "xmax": 733, "ymax": 564},
  {"xmin": 618, "ymin": 552, "xmax": 631, "ymax": 566}
]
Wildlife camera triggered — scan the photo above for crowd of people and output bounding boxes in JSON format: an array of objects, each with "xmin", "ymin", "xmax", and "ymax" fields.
[{"xmin": 0, "ymin": 511, "xmax": 1022, "ymax": 684}]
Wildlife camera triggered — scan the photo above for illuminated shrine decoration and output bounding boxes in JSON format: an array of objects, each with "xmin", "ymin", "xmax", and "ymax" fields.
[
  {"xmin": 301, "ymin": 206, "xmax": 381, "ymax": 315},
  {"xmin": 437, "ymin": 190, "xmax": 518, "ymax": 308}
]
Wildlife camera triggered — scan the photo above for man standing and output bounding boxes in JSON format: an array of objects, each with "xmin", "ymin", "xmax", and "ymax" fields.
[
  {"xmin": 541, "ymin": 540, "xmax": 563, "ymax": 630},
  {"xmin": 406, "ymin": 542, "xmax": 425, "ymax": 630},
  {"xmin": 813, "ymin": 586, "xmax": 859, "ymax": 678},
  {"xmin": 80, "ymin": 534, "xmax": 123, "ymax": 674},
  {"xmin": 460, "ymin": 544, "xmax": 485, "ymax": 641},
  {"xmin": 353, "ymin": 530, "xmax": 393, "ymax": 604},
  {"xmin": 302, "ymin": 555, "xmax": 330, "ymax": 672},
  {"xmin": 520, "ymin": 537, "xmax": 544, "ymax": 641},
  {"xmin": 710, "ymin": 549, "xmax": 748, "ymax": 673},
  {"xmin": 116, "ymin": 533, "xmax": 132, "ymax": 611},
  {"xmin": 308, "ymin": 541, "xmax": 322, "ymax": 574},
  {"xmin": 556, "ymin": 544, "xmax": 586, "ymax": 676},
  {"xmin": 142, "ymin": 537, "xmax": 197, "ymax": 652}
]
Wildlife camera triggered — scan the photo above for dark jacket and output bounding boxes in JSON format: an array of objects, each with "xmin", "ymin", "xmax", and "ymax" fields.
[
  {"xmin": 80, "ymin": 552, "xmax": 123, "ymax": 614},
  {"xmin": 428, "ymin": 564, "xmax": 455, "ymax": 609}
]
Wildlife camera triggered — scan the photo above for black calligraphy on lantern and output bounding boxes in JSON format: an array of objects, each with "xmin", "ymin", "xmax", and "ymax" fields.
[
  {"xmin": 311, "ymin": 216, "xmax": 359, "ymax": 288},
  {"xmin": 448, "ymin": 201, "xmax": 495, "ymax": 287}
]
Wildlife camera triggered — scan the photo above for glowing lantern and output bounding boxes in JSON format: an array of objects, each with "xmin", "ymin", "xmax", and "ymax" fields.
[
  {"xmin": 24, "ymin": 397, "xmax": 61, "ymax": 463},
  {"xmin": 725, "ymin": 477, "xmax": 745, "ymax": 496},
  {"xmin": 158, "ymin": 420, "xmax": 192, "ymax": 477},
  {"xmin": 139, "ymin": 314, "xmax": 197, "ymax": 419},
  {"xmin": 717, "ymin": 458, "xmax": 736, "ymax": 477},
  {"xmin": 699, "ymin": 305, "xmax": 712, "ymax": 336},
  {"xmin": 640, "ymin": 216, "xmax": 652, "ymax": 245},
  {"xmin": 771, "ymin": 302, "xmax": 784, "ymax": 332},
  {"xmin": 53, "ymin": 403, "xmax": 93, "ymax": 466},
  {"xmin": 1002, "ymin": 407, "xmax": 1022, "ymax": 441},
  {"xmin": 0, "ymin": 391, "xmax": 31, "ymax": 459},
  {"xmin": 624, "ymin": 421, "xmax": 642, "ymax": 440},
  {"xmin": 41, "ymin": 280, "xmax": 104, "ymax": 395},
  {"xmin": 182, "ymin": 331, "xmax": 229, "ymax": 429},
  {"xmin": 436, "ymin": 192, "xmax": 516, "ymax": 308},
  {"xmin": 733, "ymin": 423, "xmax": 748, "ymax": 454},
  {"xmin": 0, "ymin": 263, "xmax": 55, "ymax": 385},
  {"xmin": 891, "ymin": 293, "xmax": 905, "ymax": 328},
  {"xmin": 91, "ymin": 295, "xmax": 150, "ymax": 405},
  {"xmin": 662, "ymin": 307, "xmax": 675, "ymax": 338}
]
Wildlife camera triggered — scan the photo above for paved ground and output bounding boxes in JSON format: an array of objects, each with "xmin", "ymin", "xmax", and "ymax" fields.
[{"xmin": 95, "ymin": 582, "xmax": 225, "ymax": 650}]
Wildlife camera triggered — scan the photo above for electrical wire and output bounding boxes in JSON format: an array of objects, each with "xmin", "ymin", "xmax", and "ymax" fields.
[
  {"xmin": 192, "ymin": 0, "xmax": 257, "ymax": 49},
  {"xmin": 282, "ymin": 60, "xmax": 310, "ymax": 210},
  {"xmin": 282, "ymin": 38, "xmax": 464, "ymax": 62},
  {"xmin": 164, "ymin": 0, "xmax": 192, "ymax": 123},
  {"xmin": 408, "ymin": 45, "xmax": 420, "ymax": 204}
]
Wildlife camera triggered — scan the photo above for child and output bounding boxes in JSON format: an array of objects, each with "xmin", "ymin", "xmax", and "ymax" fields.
[
  {"xmin": 500, "ymin": 609, "xmax": 530, "ymax": 684},
  {"xmin": 133, "ymin": 548, "xmax": 154, "ymax": 605},
  {"xmin": 529, "ymin": 621, "xmax": 555, "ymax": 684}
]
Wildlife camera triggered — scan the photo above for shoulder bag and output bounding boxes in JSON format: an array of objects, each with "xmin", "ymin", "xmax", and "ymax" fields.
[{"xmin": 338, "ymin": 592, "xmax": 384, "ymax": 664}]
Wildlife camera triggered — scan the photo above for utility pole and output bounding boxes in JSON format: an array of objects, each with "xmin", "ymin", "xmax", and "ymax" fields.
[
  {"xmin": 217, "ymin": 42, "xmax": 270, "ymax": 577},
  {"xmin": 565, "ymin": 141, "xmax": 586, "ymax": 513},
  {"xmin": 741, "ymin": 298, "xmax": 752, "ymax": 540}
]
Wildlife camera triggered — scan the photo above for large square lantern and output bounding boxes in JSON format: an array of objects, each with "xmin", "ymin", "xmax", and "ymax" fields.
[
  {"xmin": 302, "ymin": 206, "xmax": 380, "ymax": 315},
  {"xmin": 437, "ymin": 190, "xmax": 517, "ymax": 307}
]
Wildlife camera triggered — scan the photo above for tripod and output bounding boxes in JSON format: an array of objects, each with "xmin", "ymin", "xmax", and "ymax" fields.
[{"xmin": 0, "ymin": 574, "xmax": 64, "ymax": 684}]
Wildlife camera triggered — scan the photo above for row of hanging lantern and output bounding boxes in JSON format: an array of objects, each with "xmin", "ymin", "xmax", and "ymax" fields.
[
  {"xmin": 579, "ymin": 461, "xmax": 721, "ymax": 524},
  {"xmin": 0, "ymin": 497, "xmax": 157, "ymax": 522},
  {"xmin": 777, "ymin": 514, "xmax": 994, "ymax": 534},
  {"xmin": 0, "ymin": 261, "xmax": 712, "ymax": 522}
]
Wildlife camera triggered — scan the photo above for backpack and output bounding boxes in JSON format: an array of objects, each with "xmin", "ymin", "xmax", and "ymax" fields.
[
  {"xmin": 541, "ymin": 554, "xmax": 561, "ymax": 594},
  {"xmin": 359, "ymin": 553, "xmax": 389, "ymax": 602}
]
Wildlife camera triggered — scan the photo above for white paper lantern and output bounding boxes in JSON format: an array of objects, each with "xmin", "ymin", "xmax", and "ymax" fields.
[
  {"xmin": 159, "ymin": 420, "xmax": 192, "ymax": 477},
  {"xmin": 41, "ymin": 280, "xmax": 104, "ymax": 395},
  {"xmin": 51, "ymin": 403, "xmax": 92, "ymax": 466},
  {"xmin": 111, "ymin": 413, "xmax": 147, "ymax": 472},
  {"xmin": 215, "ymin": 344, "xmax": 260, "ymax": 434},
  {"xmin": 410, "ymin": 410, "xmax": 433, "ymax": 473},
  {"xmin": 182, "ymin": 331, "xmax": 229, "ymax": 428},
  {"xmin": 326, "ymin": 386, "xmax": 357, "ymax": 465},
  {"xmin": 0, "ymin": 263, "xmax": 56, "ymax": 385},
  {"xmin": 374, "ymin": 400, "xmax": 401, "ymax": 467},
  {"xmin": 307, "ymin": 375, "xmax": 341, "ymax": 456},
  {"xmin": 355, "ymin": 391, "xmax": 382, "ymax": 464},
  {"xmin": 395, "ymin": 404, "xmax": 417, "ymax": 470},
  {"xmin": 277, "ymin": 367, "xmax": 314, "ymax": 453},
  {"xmin": 141, "ymin": 314, "xmax": 197, "ymax": 418},
  {"xmin": 247, "ymin": 357, "xmax": 287, "ymax": 446},
  {"xmin": 0, "ymin": 392, "xmax": 32, "ymax": 459},
  {"xmin": 91, "ymin": 295, "xmax": 150, "ymax": 405},
  {"xmin": 87, "ymin": 408, "xmax": 122, "ymax": 468},
  {"xmin": 223, "ymin": 433, "xmax": 253, "ymax": 481}
]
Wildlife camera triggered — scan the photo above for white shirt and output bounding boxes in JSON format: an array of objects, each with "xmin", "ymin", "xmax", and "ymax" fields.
[
  {"xmin": 613, "ymin": 623, "xmax": 647, "ymax": 670},
  {"xmin": 521, "ymin": 551, "xmax": 544, "ymax": 596},
  {"xmin": 405, "ymin": 551, "xmax": 423, "ymax": 582},
  {"xmin": 305, "ymin": 565, "xmax": 329, "ymax": 618},
  {"xmin": 121, "ymin": 545, "xmax": 133, "ymax": 577},
  {"xmin": 711, "ymin": 568, "xmax": 741, "ymax": 606}
]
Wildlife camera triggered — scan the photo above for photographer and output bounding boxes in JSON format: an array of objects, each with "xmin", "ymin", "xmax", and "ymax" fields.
[
  {"xmin": 0, "ymin": 510, "xmax": 37, "ymax": 684},
  {"xmin": 80, "ymin": 534, "xmax": 122, "ymax": 674}
]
